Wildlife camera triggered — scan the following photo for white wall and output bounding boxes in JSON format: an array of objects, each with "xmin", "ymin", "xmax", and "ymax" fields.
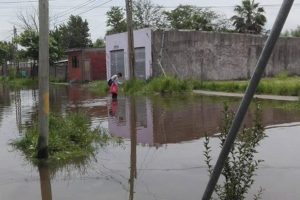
[{"xmin": 105, "ymin": 28, "xmax": 152, "ymax": 80}]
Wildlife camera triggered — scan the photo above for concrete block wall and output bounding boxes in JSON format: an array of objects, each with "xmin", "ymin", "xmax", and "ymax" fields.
[{"xmin": 152, "ymin": 30, "xmax": 300, "ymax": 80}]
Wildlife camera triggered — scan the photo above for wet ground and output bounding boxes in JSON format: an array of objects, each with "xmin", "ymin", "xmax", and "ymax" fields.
[{"xmin": 1, "ymin": 84, "xmax": 300, "ymax": 200}]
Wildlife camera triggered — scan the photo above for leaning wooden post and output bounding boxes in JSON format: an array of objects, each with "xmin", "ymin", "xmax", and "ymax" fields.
[{"xmin": 37, "ymin": 0, "xmax": 49, "ymax": 159}]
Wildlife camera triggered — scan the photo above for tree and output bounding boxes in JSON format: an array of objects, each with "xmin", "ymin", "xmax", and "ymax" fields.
[
  {"xmin": 282, "ymin": 26, "xmax": 300, "ymax": 37},
  {"xmin": 59, "ymin": 15, "xmax": 92, "ymax": 48},
  {"xmin": 17, "ymin": 30, "xmax": 39, "ymax": 61},
  {"xmin": 164, "ymin": 5, "xmax": 218, "ymax": 31},
  {"xmin": 106, "ymin": 1, "xmax": 167, "ymax": 35},
  {"xmin": 16, "ymin": 9, "xmax": 39, "ymax": 32},
  {"xmin": 93, "ymin": 38, "xmax": 105, "ymax": 48},
  {"xmin": 231, "ymin": 0, "xmax": 266, "ymax": 34},
  {"xmin": 0, "ymin": 41, "xmax": 14, "ymax": 65},
  {"xmin": 106, "ymin": 6, "xmax": 127, "ymax": 35},
  {"xmin": 0, "ymin": 41, "xmax": 14, "ymax": 76},
  {"xmin": 16, "ymin": 29, "xmax": 61, "ymax": 64},
  {"xmin": 49, "ymin": 28, "xmax": 66, "ymax": 59},
  {"xmin": 290, "ymin": 26, "xmax": 300, "ymax": 37},
  {"xmin": 133, "ymin": 0, "xmax": 167, "ymax": 29}
]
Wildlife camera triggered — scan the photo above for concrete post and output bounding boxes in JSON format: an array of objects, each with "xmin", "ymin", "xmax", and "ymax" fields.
[{"xmin": 37, "ymin": 0, "xmax": 50, "ymax": 159}]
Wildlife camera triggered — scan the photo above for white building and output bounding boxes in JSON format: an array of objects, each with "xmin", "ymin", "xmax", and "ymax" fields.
[{"xmin": 105, "ymin": 28, "xmax": 152, "ymax": 80}]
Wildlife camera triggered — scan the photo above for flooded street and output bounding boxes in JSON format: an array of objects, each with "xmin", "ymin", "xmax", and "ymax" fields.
[{"xmin": 1, "ymin": 84, "xmax": 300, "ymax": 200}]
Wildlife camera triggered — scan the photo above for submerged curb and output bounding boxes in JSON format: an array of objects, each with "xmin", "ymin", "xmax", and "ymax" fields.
[{"xmin": 193, "ymin": 90, "xmax": 299, "ymax": 101}]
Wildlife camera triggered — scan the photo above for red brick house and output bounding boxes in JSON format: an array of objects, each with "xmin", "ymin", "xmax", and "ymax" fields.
[{"xmin": 66, "ymin": 48, "xmax": 106, "ymax": 82}]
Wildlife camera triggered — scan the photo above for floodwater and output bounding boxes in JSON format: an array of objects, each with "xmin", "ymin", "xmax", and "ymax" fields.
[{"xmin": 1, "ymin": 84, "xmax": 300, "ymax": 200}]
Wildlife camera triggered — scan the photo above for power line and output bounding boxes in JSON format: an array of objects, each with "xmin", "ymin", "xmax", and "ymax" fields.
[
  {"xmin": 77, "ymin": 0, "xmax": 113, "ymax": 15},
  {"xmin": 0, "ymin": 0, "xmax": 57, "ymax": 3},
  {"xmin": 53, "ymin": 0, "xmax": 114, "ymax": 25},
  {"xmin": 51, "ymin": 0, "xmax": 97, "ymax": 20},
  {"xmin": 1, "ymin": 2, "xmax": 300, "ymax": 9}
]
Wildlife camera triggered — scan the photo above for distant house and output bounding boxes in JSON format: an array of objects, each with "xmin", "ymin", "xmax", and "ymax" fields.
[
  {"xmin": 106, "ymin": 28, "xmax": 300, "ymax": 81},
  {"xmin": 66, "ymin": 48, "xmax": 106, "ymax": 82}
]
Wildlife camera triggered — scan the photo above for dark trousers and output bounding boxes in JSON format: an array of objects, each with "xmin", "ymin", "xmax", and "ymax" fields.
[{"xmin": 112, "ymin": 93, "xmax": 118, "ymax": 99}]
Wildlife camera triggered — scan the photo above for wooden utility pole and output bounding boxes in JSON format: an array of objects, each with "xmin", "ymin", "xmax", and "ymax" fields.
[
  {"xmin": 125, "ymin": 0, "xmax": 135, "ymax": 79},
  {"xmin": 37, "ymin": 0, "xmax": 49, "ymax": 159},
  {"xmin": 13, "ymin": 26, "xmax": 18, "ymax": 74},
  {"xmin": 38, "ymin": 163, "xmax": 52, "ymax": 200},
  {"xmin": 129, "ymin": 97, "xmax": 137, "ymax": 200}
]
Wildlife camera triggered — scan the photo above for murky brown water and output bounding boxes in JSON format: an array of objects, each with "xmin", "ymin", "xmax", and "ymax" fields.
[{"xmin": 1, "ymin": 84, "xmax": 300, "ymax": 199}]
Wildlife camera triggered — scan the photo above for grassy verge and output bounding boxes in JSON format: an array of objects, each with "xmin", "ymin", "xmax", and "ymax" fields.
[
  {"xmin": 123, "ymin": 76, "xmax": 193, "ymax": 95},
  {"xmin": 11, "ymin": 112, "xmax": 122, "ymax": 169},
  {"xmin": 0, "ymin": 76, "xmax": 38, "ymax": 87},
  {"xmin": 85, "ymin": 80, "xmax": 109, "ymax": 95},
  {"xmin": 86, "ymin": 76, "xmax": 193, "ymax": 96},
  {"xmin": 194, "ymin": 76, "xmax": 300, "ymax": 96},
  {"xmin": 86, "ymin": 75, "xmax": 300, "ymax": 97}
]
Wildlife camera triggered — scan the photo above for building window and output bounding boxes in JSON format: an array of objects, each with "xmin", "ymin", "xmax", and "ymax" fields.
[
  {"xmin": 72, "ymin": 56, "xmax": 78, "ymax": 68},
  {"xmin": 134, "ymin": 47, "xmax": 146, "ymax": 79},
  {"xmin": 110, "ymin": 50, "xmax": 125, "ymax": 76}
]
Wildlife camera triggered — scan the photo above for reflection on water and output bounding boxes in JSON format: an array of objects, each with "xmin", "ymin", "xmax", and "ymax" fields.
[
  {"xmin": 108, "ymin": 95, "xmax": 300, "ymax": 146},
  {"xmin": 1, "ymin": 84, "xmax": 300, "ymax": 200},
  {"xmin": 129, "ymin": 97, "xmax": 137, "ymax": 200},
  {"xmin": 38, "ymin": 163, "xmax": 52, "ymax": 200}
]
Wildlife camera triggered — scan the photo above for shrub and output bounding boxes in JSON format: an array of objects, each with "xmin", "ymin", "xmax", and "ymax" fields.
[{"xmin": 204, "ymin": 104, "xmax": 266, "ymax": 200}]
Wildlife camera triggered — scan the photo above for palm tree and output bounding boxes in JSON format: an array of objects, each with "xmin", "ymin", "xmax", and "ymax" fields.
[{"xmin": 231, "ymin": 0, "xmax": 266, "ymax": 34}]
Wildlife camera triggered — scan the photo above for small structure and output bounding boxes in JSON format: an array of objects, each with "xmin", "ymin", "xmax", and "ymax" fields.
[
  {"xmin": 66, "ymin": 48, "xmax": 106, "ymax": 82},
  {"xmin": 50, "ymin": 59, "xmax": 68, "ymax": 82},
  {"xmin": 106, "ymin": 28, "xmax": 152, "ymax": 80}
]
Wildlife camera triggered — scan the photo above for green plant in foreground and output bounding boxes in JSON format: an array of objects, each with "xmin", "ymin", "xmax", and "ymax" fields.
[
  {"xmin": 204, "ymin": 104, "xmax": 266, "ymax": 200},
  {"xmin": 11, "ymin": 112, "xmax": 122, "ymax": 170}
]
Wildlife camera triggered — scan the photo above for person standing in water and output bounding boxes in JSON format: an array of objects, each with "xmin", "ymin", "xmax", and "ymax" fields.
[{"xmin": 108, "ymin": 72, "xmax": 122, "ymax": 99}]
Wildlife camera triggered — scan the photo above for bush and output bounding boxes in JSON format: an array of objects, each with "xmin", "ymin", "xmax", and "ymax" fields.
[{"xmin": 204, "ymin": 104, "xmax": 266, "ymax": 200}]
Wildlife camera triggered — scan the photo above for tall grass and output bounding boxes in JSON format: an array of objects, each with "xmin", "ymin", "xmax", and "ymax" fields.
[
  {"xmin": 195, "ymin": 76, "xmax": 300, "ymax": 96},
  {"xmin": 11, "ymin": 112, "xmax": 122, "ymax": 169},
  {"xmin": 145, "ymin": 76, "xmax": 193, "ymax": 94},
  {"xmin": 123, "ymin": 79, "xmax": 146, "ymax": 94},
  {"xmin": 88, "ymin": 76, "xmax": 300, "ymax": 96},
  {"xmin": 122, "ymin": 76, "xmax": 193, "ymax": 95},
  {"xmin": 0, "ymin": 76, "xmax": 37, "ymax": 87},
  {"xmin": 257, "ymin": 77, "xmax": 300, "ymax": 96},
  {"xmin": 195, "ymin": 80, "xmax": 248, "ymax": 93},
  {"xmin": 86, "ymin": 80, "xmax": 109, "ymax": 95}
]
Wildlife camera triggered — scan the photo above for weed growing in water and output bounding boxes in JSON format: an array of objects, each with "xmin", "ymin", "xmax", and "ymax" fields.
[
  {"xmin": 204, "ymin": 104, "xmax": 266, "ymax": 200},
  {"xmin": 11, "ymin": 112, "xmax": 122, "ymax": 171}
]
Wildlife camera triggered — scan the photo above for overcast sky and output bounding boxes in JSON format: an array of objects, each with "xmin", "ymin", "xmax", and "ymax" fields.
[{"xmin": 0, "ymin": 0, "xmax": 299, "ymax": 42}]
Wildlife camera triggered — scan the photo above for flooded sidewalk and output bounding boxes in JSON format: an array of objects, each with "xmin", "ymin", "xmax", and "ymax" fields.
[{"xmin": 193, "ymin": 90, "xmax": 300, "ymax": 101}]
